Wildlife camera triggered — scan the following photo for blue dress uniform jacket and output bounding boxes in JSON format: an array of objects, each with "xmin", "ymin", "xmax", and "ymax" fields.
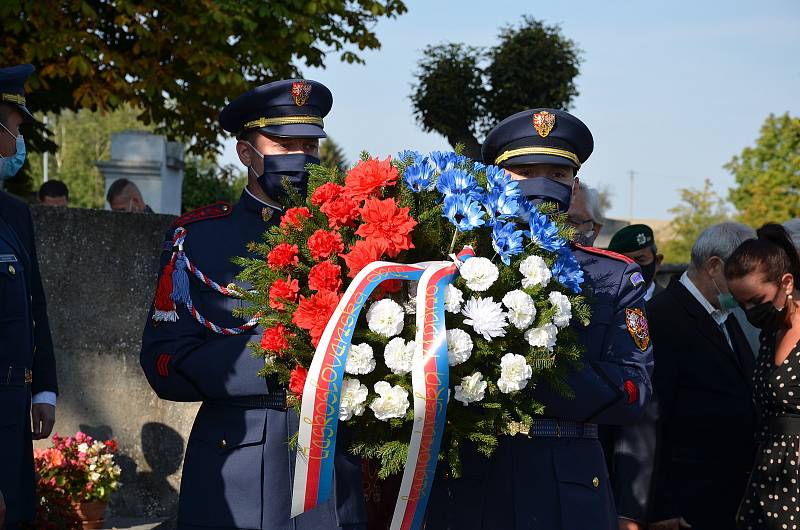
[
  {"xmin": 140, "ymin": 189, "xmax": 366, "ymax": 530},
  {"xmin": 427, "ymin": 245, "xmax": 654, "ymax": 530},
  {"xmin": 0, "ymin": 191, "xmax": 57, "ymax": 526}
]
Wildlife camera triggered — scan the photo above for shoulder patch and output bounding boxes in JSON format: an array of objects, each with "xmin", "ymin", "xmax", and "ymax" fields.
[
  {"xmin": 574, "ymin": 244, "xmax": 634, "ymax": 264},
  {"xmin": 630, "ymin": 271, "xmax": 645, "ymax": 287},
  {"xmin": 170, "ymin": 201, "xmax": 232, "ymax": 229}
]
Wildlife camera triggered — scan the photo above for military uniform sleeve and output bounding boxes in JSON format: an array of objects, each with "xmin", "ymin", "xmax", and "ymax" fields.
[
  {"xmin": 140, "ymin": 231, "xmax": 268, "ymax": 402},
  {"xmin": 537, "ymin": 261, "xmax": 654, "ymax": 425},
  {"xmin": 27, "ymin": 206, "xmax": 57, "ymax": 396}
]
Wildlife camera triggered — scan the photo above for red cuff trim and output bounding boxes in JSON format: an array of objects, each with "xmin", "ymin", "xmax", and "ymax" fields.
[
  {"xmin": 624, "ymin": 379, "xmax": 638, "ymax": 404},
  {"xmin": 156, "ymin": 353, "xmax": 171, "ymax": 377}
]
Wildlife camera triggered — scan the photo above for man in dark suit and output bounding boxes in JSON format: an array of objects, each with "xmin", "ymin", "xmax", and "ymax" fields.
[
  {"xmin": 649, "ymin": 222, "xmax": 757, "ymax": 530},
  {"xmin": 0, "ymin": 64, "xmax": 58, "ymax": 529}
]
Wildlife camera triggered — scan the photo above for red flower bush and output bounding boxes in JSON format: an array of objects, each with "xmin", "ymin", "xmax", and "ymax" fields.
[
  {"xmin": 308, "ymin": 262, "xmax": 343, "ymax": 293},
  {"xmin": 280, "ymin": 207, "xmax": 312, "ymax": 231},
  {"xmin": 344, "ymin": 157, "xmax": 398, "ymax": 201},
  {"xmin": 356, "ymin": 198, "xmax": 417, "ymax": 257},
  {"xmin": 311, "ymin": 182, "xmax": 344, "ymax": 206},
  {"xmin": 307, "ymin": 229, "xmax": 345, "ymax": 261},
  {"xmin": 267, "ymin": 243, "xmax": 299, "ymax": 269},
  {"xmin": 261, "ymin": 323, "xmax": 293, "ymax": 356},
  {"xmin": 289, "ymin": 364, "xmax": 309, "ymax": 398},
  {"xmin": 269, "ymin": 275, "xmax": 299, "ymax": 310},
  {"xmin": 292, "ymin": 290, "xmax": 341, "ymax": 346},
  {"xmin": 320, "ymin": 195, "xmax": 359, "ymax": 229},
  {"xmin": 342, "ymin": 238, "xmax": 387, "ymax": 278}
]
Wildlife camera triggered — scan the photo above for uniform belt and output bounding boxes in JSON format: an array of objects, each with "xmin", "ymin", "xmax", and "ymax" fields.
[
  {"xmin": 1, "ymin": 365, "xmax": 32, "ymax": 386},
  {"xmin": 511, "ymin": 418, "xmax": 598, "ymax": 439},
  {"xmin": 212, "ymin": 390, "xmax": 288, "ymax": 411},
  {"xmin": 768, "ymin": 415, "xmax": 800, "ymax": 435}
]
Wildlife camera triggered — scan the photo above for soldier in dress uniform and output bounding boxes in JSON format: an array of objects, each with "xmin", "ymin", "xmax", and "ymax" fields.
[
  {"xmin": 139, "ymin": 79, "xmax": 366, "ymax": 530},
  {"xmin": 609, "ymin": 224, "xmax": 665, "ymax": 302},
  {"xmin": 0, "ymin": 64, "xmax": 58, "ymax": 529},
  {"xmin": 427, "ymin": 109, "xmax": 654, "ymax": 530}
]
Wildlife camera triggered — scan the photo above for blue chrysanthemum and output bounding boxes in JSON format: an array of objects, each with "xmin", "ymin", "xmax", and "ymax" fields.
[
  {"xmin": 403, "ymin": 160, "xmax": 436, "ymax": 192},
  {"xmin": 436, "ymin": 168, "xmax": 483, "ymax": 201},
  {"xmin": 429, "ymin": 151, "xmax": 467, "ymax": 174},
  {"xmin": 396, "ymin": 150, "xmax": 422, "ymax": 165},
  {"xmin": 443, "ymin": 194, "xmax": 485, "ymax": 232},
  {"xmin": 528, "ymin": 210, "xmax": 566, "ymax": 253},
  {"xmin": 472, "ymin": 161, "xmax": 488, "ymax": 174},
  {"xmin": 485, "ymin": 165, "xmax": 514, "ymax": 193},
  {"xmin": 491, "ymin": 221, "xmax": 528, "ymax": 265},
  {"xmin": 483, "ymin": 189, "xmax": 521, "ymax": 225},
  {"xmin": 551, "ymin": 246, "xmax": 585, "ymax": 294}
]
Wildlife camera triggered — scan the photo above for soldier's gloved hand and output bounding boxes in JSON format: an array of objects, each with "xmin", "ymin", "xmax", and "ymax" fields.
[
  {"xmin": 649, "ymin": 517, "xmax": 692, "ymax": 530},
  {"xmin": 32, "ymin": 403, "xmax": 56, "ymax": 440},
  {"xmin": 619, "ymin": 518, "xmax": 643, "ymax": 530},
  {"xmin": 0, "ymin": 489, "xmax": 6, "ymax": 528}
]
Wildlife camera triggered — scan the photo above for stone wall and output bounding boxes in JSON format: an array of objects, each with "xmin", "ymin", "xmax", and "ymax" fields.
[{"xmin": 31, "ymin": 205, "xmax": 198, "ymax": 518}]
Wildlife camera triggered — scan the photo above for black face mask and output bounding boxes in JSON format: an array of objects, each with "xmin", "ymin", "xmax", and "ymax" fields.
[
  {"xmin": 516, "ymin": 177, "xmax": 573, "ymax": 212},
  {"xmin": 254, "ymin": 153, "xmax": 320, "ymax": 205},
  {"xmin": 744, "ymin": 292, "xmax": 786, "ymax": 331},
  {"xmin": 640, "ymin": 261, "xmax": 657, "ymax": 287}
]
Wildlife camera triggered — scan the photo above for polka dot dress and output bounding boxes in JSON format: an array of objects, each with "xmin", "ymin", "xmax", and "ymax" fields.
[{"xmin": 738, "ymin": 332, "xmax": 800, "ymax": 530}]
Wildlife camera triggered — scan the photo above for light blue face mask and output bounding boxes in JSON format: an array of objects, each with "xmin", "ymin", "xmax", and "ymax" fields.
[
  {"xmin": 0, "ymin": 122, "xmax": 26, "ymax": 180},
  {"xmin": 712, "ymin": 277, "xmax": 739, "ymax": 311}
]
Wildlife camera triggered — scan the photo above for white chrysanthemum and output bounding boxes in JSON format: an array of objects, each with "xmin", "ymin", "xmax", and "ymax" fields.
[
  {"xmin": 454, "ymin": 372, "xmax": 488, "ymax": 406},
  {"xmin": 497, "ymin": 353, "xmax": 533, "ymax": 394},
  {"xmin": 459, "ymin": 257, "xmax": 499, "ymax": 292},
  {"xmin": 502, "ymin": 290, "xmax": 537, "ymax": 329},
  {"xmin": 524, "ymin": 323, "xmax": 558, "ymax": 351},
  {"xmin": 345, "ymin": 343, "xmax": 376, "ymax": 375},
  {"xmin": 369, "ymin": 381, "xmax": 410, "ymax": 421},
  {"xmin": 462, "ymin": 296, "xmax": 508, "ymax": 341},
  {"xmin": 444, "ymin": 284, "xmax": 464, "ymax": 313},
  {"xmin": 340, "ymin": 378, "xmax": 369, "ymax": 421},
  {"xmin": 548, "ymin": 291, "xmax": 572, "ymax": 328},
  {"xmin": 519, "ymin": 255, "xmax": 552, "ymax": 288},
  {"xmin": 384, "ymin": 337, "xmax": 417, "ymax": 375},
  {"xmin": 446, "ymin": 328, "xmax": 474, "ymax": 366},
  {"xmin": 366, "ymin": 298, "xmax": 405, "ymax": 337}
]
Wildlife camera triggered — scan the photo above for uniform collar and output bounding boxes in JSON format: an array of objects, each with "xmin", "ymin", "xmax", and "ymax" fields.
[
  {"xmin": 679, "ymin": 271, "xmax": 730, "ymax": 326},
  {"xmin": 239, "ymin": 186, "xmax": 282, "ymax": 220}
]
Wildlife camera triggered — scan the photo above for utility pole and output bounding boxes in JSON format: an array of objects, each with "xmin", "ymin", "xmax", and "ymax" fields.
[
  {"xmin": 628, "ymin": 170, "xmax": 636, "ymax": 221},
  {"xmin": 42, "ymin": 115, "xmax": 48, "ymax": 182}
]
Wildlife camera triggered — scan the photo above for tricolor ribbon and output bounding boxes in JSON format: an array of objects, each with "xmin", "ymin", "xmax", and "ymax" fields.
[{"xmin": 291, "ymin": 247, "xmax": 475, "ymax": 530}]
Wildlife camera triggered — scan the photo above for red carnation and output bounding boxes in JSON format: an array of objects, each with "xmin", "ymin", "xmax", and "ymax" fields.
[
  {"xmin": 311, "ymin": 182, "xmax": 344, "ymax": 206},
  {"xmin": 269, "ymin": 275, "xmax": 300, "ymax": 310},
  {"xmin": 289, "ymin": 364, "xmax": 308, "ymax": 399},
  {"xmin": 292, "ymin": 290, "xmax": 341, "ymax": 346},
  {"xmin": 371, "ymin": 278, "xmax": 403, "ymax": 300},
  {"xmin": 356, "ymin": 198, "xmax": 417, "ymax": 258},
  {"xmin": 280, "ymin": 207, "xmax": 312, "ymax": 231},
  {"xmin": 320, "ymin": 195, "xmax": 359, "ymax": 229},
  {"xmin": 260, "ymin": 323, "xmax": 293, "ymax": 356},
  {"xmin": 308, "ymin": 262, "xmax": 343, "ymax": 293},
  {"xmin": 341, "ymin": 238, "xmax": 387, "ymax": 279},
  {"xmin": 307, "ymin": 229, "xmax": 345, "ymax": 261},
  {"xmin": 344, "ymin": 157, "xmax": 398, "ymax": 201},
  {"xmin": 267, "ymin": 243, "xmax": 299, "ymax": 269}
]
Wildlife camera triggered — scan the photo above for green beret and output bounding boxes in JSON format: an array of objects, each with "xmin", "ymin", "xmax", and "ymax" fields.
[{"xmin": 608, "ymin": 224, "xmax": 655, "ymax": 253}]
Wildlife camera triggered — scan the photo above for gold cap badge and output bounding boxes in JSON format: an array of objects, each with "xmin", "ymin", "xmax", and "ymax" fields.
[{"xmin": 533, "ymin": 111, "xmax": 556, "ymax": 138}]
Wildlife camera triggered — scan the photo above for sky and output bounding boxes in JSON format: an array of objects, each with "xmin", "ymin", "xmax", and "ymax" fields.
[{"xmin": 220, "ymin": 0, "xmax": 800, "ymax": 221}]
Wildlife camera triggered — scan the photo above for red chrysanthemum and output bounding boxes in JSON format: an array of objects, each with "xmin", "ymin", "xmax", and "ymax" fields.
[
  {"xmin": 289, "ymin": 364, "xmax": 308, "ymax": 399},
  {"xmin": 310, "ymin": 182, "xmax": 344, "ymax": 207},
  {"xmin": 341, "ymin": 238, "xmax": 387, "ymax": 279},
  {"xmin": 320, "ymin": 195, "xmax": 359, "ymax": 229},
  {"xmin": 292, "ymin": 289, "xmax": 341, "ymax": 346},
  {"xmin": 260, "ymin": 323, "xmax": 293, "ymax": 356},
  {"xmin": 280, "ymin": 207, "xmax": 312, "ymax": 231},
  {"xmin": 355, "ymin": 198, "xmax": 417, "ymax": 258},
  {"xmin": 344, "ymin": 157, "xmax": 398, "ymax": 201},
  {"xmin": 307, "ymin": 229, "xmax": 345, "ymax": 261},
  {"xmin": 308, "ymin": 261, "xmax": 343, "ymax": 293},
  {"xmin": 269, "ymin": 275, "xmax": 300, "ymax": 310},
  {"xmin": 267, "ymin": 243, "xmax": 299, "ymax": 269}
]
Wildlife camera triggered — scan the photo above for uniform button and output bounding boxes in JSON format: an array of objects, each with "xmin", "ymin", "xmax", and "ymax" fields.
[
  {"xmin": 8, "ymin": 264, "xmax": 15, "ymax": 275},
  {"xmin": 222, "ymin": 205, "xmax": 229, "ymax": 212},
  {"xmin": 592, "ymin": 477, "xmax": 600, "ymax": 488},
  {"xmin": 219, "ymin": 439, "xmax": 227, "ymax": 449}
]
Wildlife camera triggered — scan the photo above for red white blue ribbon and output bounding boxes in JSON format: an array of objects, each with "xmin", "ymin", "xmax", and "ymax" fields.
[{"xmin": 291, "ymin": 248, "xmax": 475, "ymax": 530}]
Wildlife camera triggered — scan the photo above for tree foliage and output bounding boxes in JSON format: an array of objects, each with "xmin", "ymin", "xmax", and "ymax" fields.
[
  {"xmin": 0, "ymin": 0, "xmax": 407, "ymax": 157},
  {"xmin": 661, "ymin": 178, "xmax": 730, "ymax": 264},
  {"xmin": 727, "ymin": 113, "xmax": 800, "ymax": 227},
  {"xmin": 181, "ymin": 156, "xmax": 246, "ymax": 214},
  {"xmin": 319, "ymin": 136, "xmax": 349, "ymax": 174},
  {"xmin": 410, "ymin": 17, "xmax": 581, "ymax": 158}
]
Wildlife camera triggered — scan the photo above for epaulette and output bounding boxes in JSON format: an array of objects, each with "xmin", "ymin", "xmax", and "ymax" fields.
[
  {"xmin": 170, "ymin": 201, "xmax": 232, "ymax": 229},
  {"xmin": 574, "ymin": 244, "xmax": 634, "ymax": 264}
]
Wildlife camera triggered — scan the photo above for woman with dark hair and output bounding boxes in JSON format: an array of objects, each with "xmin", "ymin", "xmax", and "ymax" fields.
[{"xmin": 725, "ymin": 223, "xmax": 800, "ymax": 529}]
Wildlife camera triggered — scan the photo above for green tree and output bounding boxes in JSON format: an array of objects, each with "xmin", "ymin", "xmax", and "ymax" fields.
[
  {"xmin": 410, "ymin": 17, "xmax": 581, "ymax": 159},
  {"xmin": 319, "ymin": 136, "xmax": 349, "ymax": 174},
  {"xmin": 181, "ymin": 156, "xmax": 247, "ymax": 213},
  {"xmin": 727, "ymin": 113, "xmax": 800, "ymax": 227},
  {"xmin": 661, "ymin": 178, "xmax": 731, "ymax": 263}
]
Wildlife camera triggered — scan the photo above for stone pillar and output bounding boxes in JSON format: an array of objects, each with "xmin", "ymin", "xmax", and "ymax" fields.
[{"xmin": 96, "ymin": 131, "xmax": 185, "ymax": 214}]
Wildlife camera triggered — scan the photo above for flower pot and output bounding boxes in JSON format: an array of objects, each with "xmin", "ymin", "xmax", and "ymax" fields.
[{"xmin": 73, "ymin": 501, "xmax": 107, "ymax": 530}]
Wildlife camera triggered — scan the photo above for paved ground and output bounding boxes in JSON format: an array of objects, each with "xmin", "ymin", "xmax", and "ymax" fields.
[{"xmin": 100, "ymin": 517, "xmax": 169, "ymax": 530}]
